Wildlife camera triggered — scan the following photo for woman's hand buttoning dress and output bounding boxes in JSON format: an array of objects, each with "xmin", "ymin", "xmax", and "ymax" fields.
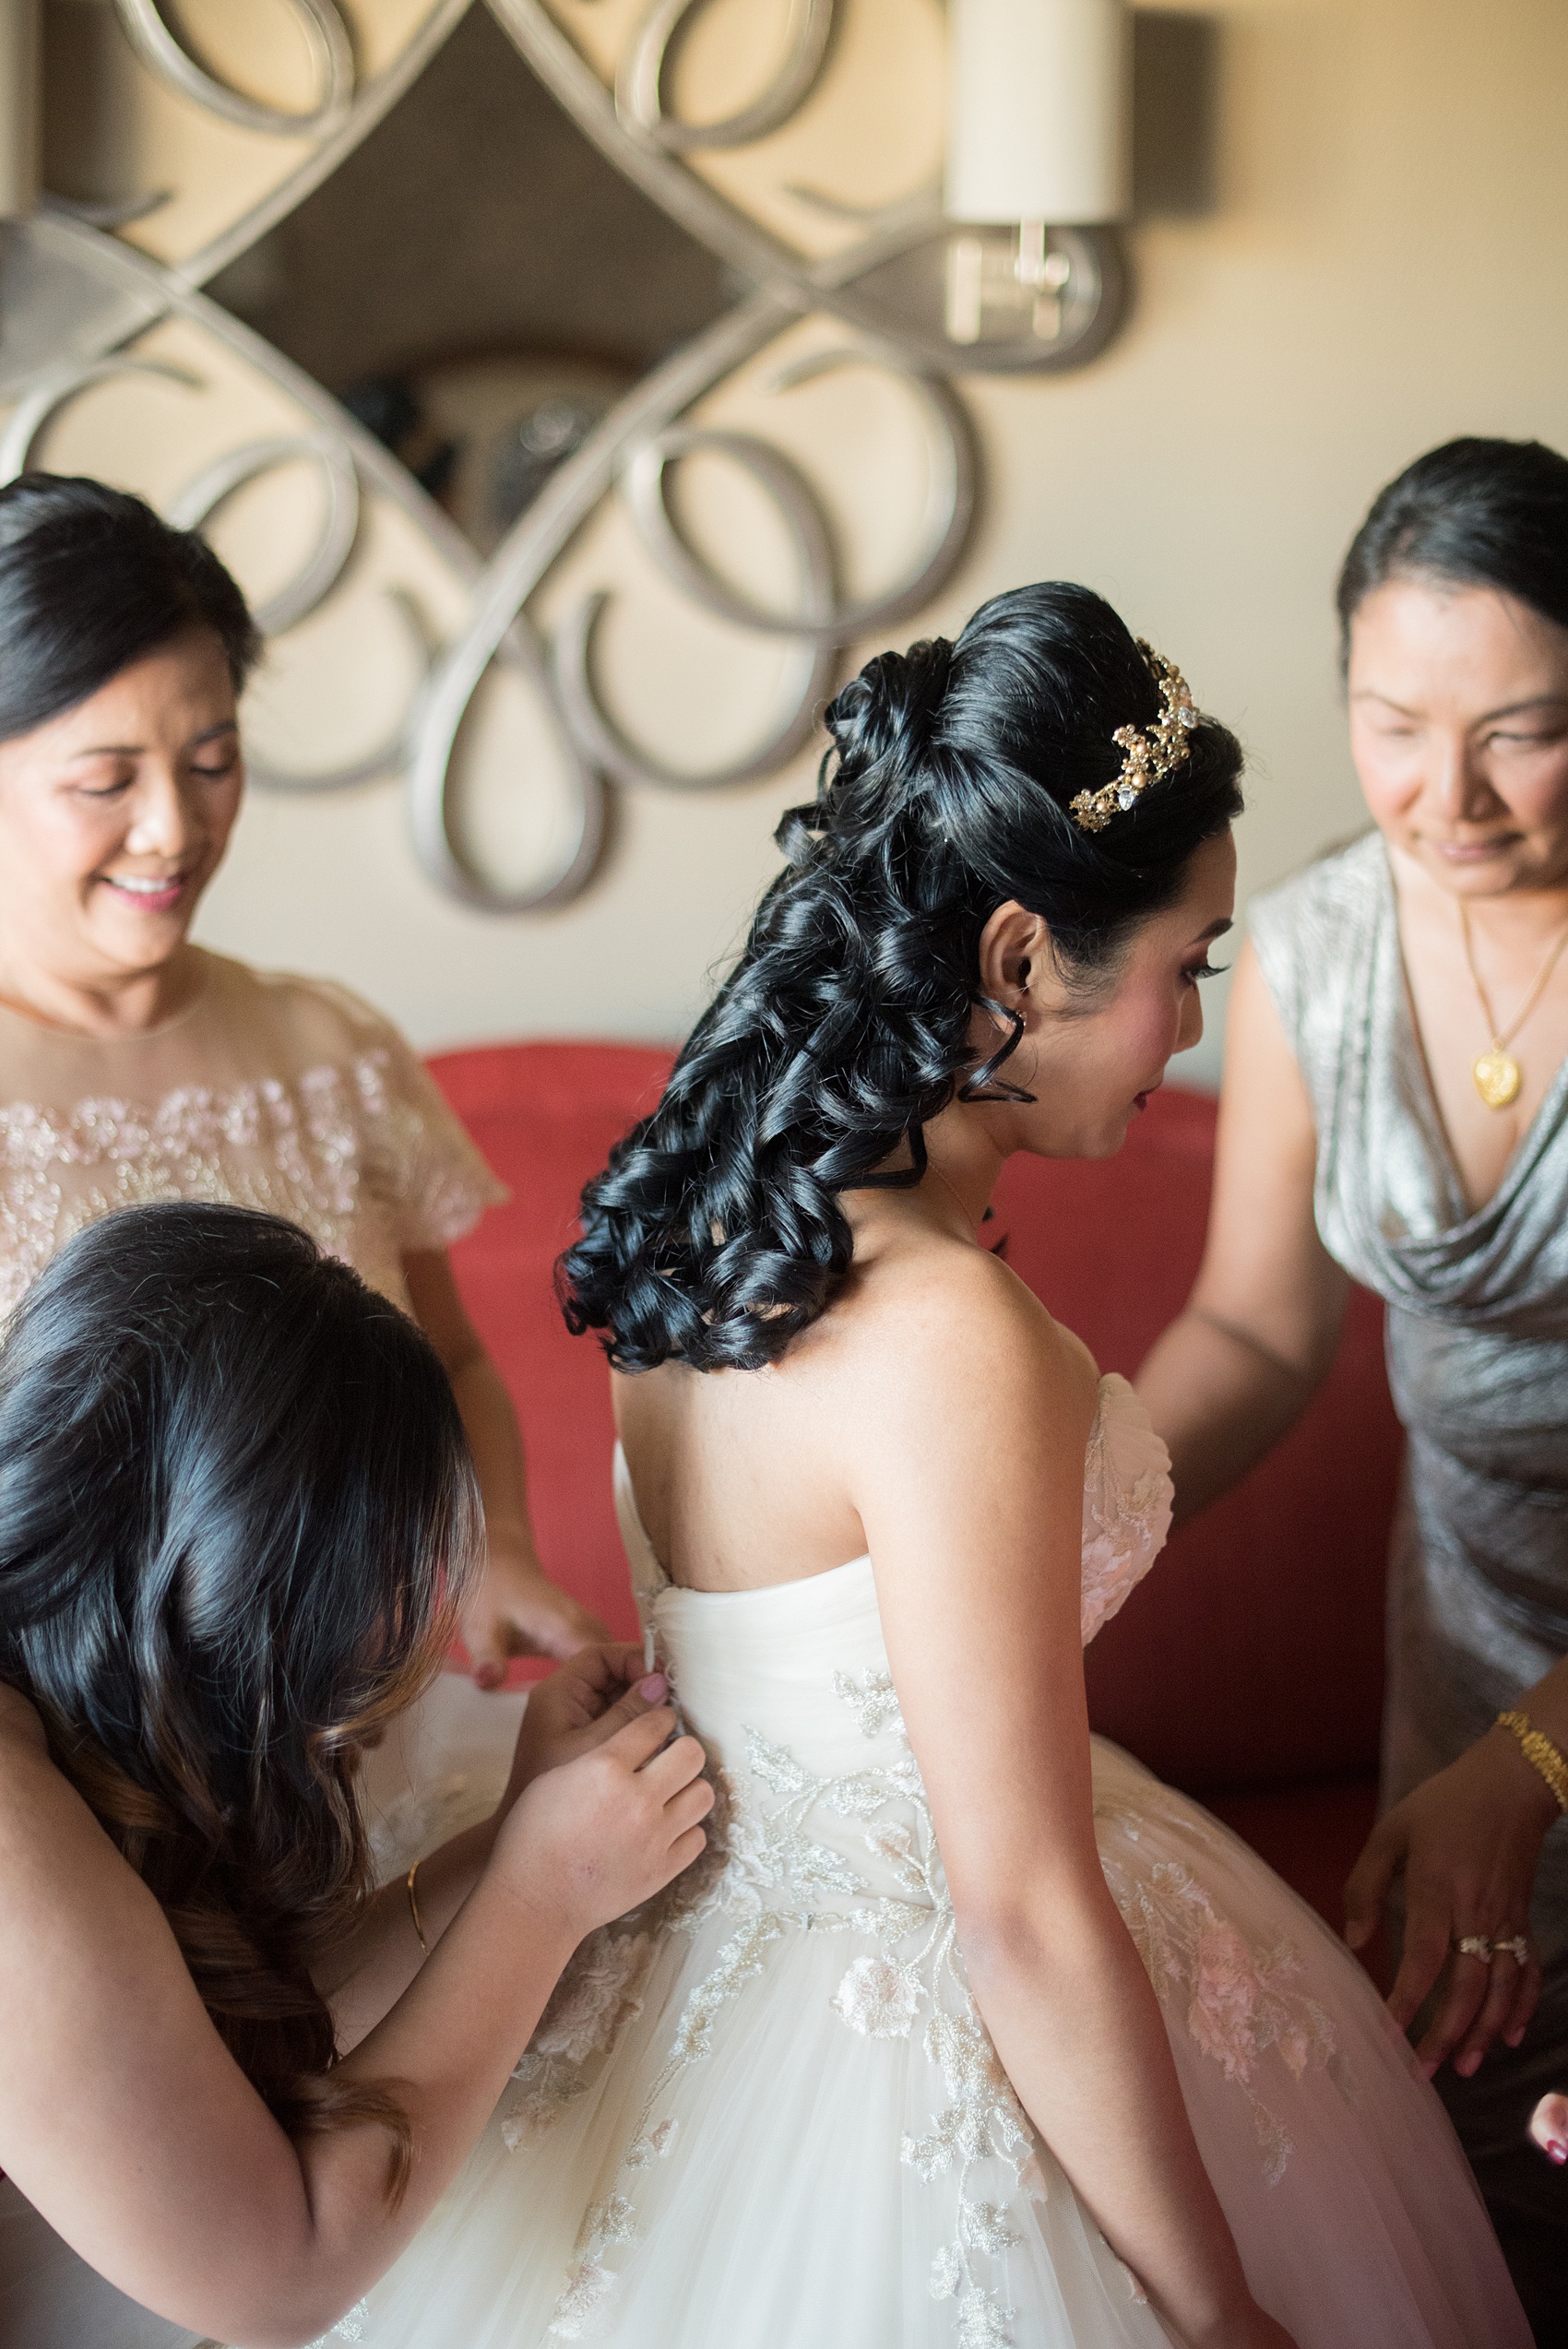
[
  {"xmin": 0, "ymin": 472, "xmax": 606, "ymax": 1677},
  {"xmin": 353, "ymin": 588, "xmax": 1528, "ymax": 2349},
  {"xmin": 0, "ymin": 1204, "xmax": 711, "ymax": 2349},
  {"xmin": 1136, "ymin": 436, "xmax": 1568, "ymax": 2338}
]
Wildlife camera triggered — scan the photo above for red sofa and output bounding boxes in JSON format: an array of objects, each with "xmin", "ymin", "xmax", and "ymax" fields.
[{"xmin": 432, "ymin": 1042, "xmax": 1403, "ymax": 1963}]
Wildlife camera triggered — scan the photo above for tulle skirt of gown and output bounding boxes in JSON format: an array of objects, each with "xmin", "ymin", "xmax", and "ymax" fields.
[{"xmin": 354, "ymin": 1545, "xmax": 1527, "ymax": 2349}]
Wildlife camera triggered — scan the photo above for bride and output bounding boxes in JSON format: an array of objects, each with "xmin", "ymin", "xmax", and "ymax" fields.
[{"xmin": 357, "ymin": 586, "xmax": 1527, "ymax": 2348}]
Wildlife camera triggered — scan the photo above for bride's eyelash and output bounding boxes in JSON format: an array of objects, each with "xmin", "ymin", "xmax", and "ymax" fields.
[{"xmin": 1185, "ymin": 959, "xmax": 1229, "ymax": 984}]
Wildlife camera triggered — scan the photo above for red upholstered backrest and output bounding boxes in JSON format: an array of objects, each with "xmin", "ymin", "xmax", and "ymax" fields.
[
  {"xmin": 431, "ymin": 1044, "xmax": 1402, "ymax": 1797},
  {"xmin": 434, "ymin": 1041, "xmax": 672, "ymax": 1648},
  {"xmin": 990, "ymin": 1097, "xmax": 1399, "ymax": 1793}
]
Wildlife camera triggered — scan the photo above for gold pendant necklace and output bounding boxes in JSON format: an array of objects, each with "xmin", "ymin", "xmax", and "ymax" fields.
[{"xmin": 1459, "ymin": 900, "xmax": 1568, "ymax": 1110}]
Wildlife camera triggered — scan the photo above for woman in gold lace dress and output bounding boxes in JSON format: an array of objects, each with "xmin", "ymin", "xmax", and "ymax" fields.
[{"xmin": 0, "ymin": 471, "xmax": 604, "ymax": 1672}]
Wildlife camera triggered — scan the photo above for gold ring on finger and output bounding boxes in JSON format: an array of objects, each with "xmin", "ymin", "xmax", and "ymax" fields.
[
  {"xmin": 1455, "ymin": 1934, "xmax": 1495, "ymax": 1963},
  {"xmin": 1493, "ymin": 1934, "xmax": 1531, "ymax": 1965}
]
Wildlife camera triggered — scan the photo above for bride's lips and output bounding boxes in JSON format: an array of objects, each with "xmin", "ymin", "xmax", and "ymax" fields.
[
  {"xmin": 1133, "ymin": 1084, "xmax": 1161, "ymax": 1113},
  {"xmin": 100, "ymin": 870, "xmax": 191, "ymax": 916}
]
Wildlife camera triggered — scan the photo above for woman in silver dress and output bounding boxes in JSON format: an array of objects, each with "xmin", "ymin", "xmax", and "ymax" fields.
[{"xmin": 1138, "ymin": 437, "xmax": 1568, "ymax": 2343}]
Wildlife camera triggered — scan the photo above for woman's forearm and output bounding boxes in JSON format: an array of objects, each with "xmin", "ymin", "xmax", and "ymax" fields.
[
  {"xmin": 234, "ymin": 1862, "xmax": 578, "ymax": 2349},
  {"xmin": 962, "ymin": 1888, "xmax": 1253, "ymax": 2345},
  {"xmin": 449, "ymin": 1351, "xmax": 537, "ymax": 1555},
  {"xmin": 324, "ymin": 1817, "xmax": 501, "ymax": 2053},
  {"xmin": 1135, "ymin": 1306, "xmax": 1327, "ymax": 1524}
]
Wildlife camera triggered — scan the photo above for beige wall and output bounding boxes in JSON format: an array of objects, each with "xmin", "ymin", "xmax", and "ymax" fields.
[{"xmin": 193, "ymin": 0, "xmax": 1568, "ymax": 1087}]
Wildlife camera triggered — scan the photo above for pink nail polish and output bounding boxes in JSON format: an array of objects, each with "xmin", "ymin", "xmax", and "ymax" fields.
[
  {"xmin": 1549, "ymin": 2141, "xmax": 1568, "ymax": 2165},
  {"xmin": 638, "ymin": 1673, "xmax": 668, "ymax": 1702}
]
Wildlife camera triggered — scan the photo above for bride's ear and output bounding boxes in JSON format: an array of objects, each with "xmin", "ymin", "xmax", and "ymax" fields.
[{"xmin": 976, "ymin": 900, "xmax": 1053, "ymax": 1016}]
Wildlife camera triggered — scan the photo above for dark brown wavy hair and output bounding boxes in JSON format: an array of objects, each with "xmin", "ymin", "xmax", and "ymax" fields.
[{"xmin": 0, "ymin": 1204, "xmax": 482, "ymax": 2198}]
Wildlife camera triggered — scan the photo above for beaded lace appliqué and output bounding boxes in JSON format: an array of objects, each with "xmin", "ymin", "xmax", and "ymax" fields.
[
  {"xmin": 525, "ymin": 1667, "xmax": 1043, "ymax": 2346},
  {"xmin": 1079, "ymin": 1388, "xmax": 1171, "ymax": 1645},
  {"xmin": 1098, "ymin": 1824, "xmax": 1347, "ymax": 2186},
  {"xmin": 0, "ymin": 1050, "xmax": 492, "ymax": 1318},
  {"xmin": 306, "ymin": 2302, "xmax": 368, "ymax": 2344},
  {"xmin": 517, "ymin": 1381, "xmax": 1310, "ymax": 2340}
]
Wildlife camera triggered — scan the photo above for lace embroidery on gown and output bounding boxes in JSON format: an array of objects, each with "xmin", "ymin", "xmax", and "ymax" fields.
[
  {"xmin": 487, "ymin": 1379, "xmax": 1336, "ymax": 2345},
  {"xmin": 0, "ymin": 951, "xmax": 505, "ymax": 1315},
  {"xmin": 358, "ymin": 1373, "xmax": 1528, "ymax": 2349}
]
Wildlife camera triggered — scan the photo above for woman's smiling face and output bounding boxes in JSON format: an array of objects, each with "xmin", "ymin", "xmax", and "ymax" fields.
[
  {"xmin": 0, "ymin": 626, "xmax": 244, "ymax": 1004},
  {"xmin": 1347, "ymin": 577, "xmax": 1568, "ymax": 899}
]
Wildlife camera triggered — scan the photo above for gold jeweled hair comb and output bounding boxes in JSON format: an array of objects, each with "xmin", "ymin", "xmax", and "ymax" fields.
[{"xmin": 1069, "ymin": 641, "xmax": 1200, "ymax": 833}]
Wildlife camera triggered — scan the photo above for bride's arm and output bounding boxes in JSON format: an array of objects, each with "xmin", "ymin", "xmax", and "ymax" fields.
[{"xmin": 854, "ymin": 1251, "xmax": 1290, "ymax": 2349}]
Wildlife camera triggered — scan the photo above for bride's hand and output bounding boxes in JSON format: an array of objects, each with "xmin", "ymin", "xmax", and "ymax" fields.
[
  {"xmin": 1343, "ymin": 1727, "xmax": 1554, "ymax": 2076},
  {"xmin": 501, "ymin": 1642, "xmax": 667, "ymax": 1809},
  {"xmin": 496, "ymin": 1706, "xmax": 713, "ymax": 1938}
]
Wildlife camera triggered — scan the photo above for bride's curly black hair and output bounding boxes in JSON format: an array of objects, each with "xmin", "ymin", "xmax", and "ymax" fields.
[{"xmin": 560, "ymin": 582, "xmax": 1244, "ymax": 1373}]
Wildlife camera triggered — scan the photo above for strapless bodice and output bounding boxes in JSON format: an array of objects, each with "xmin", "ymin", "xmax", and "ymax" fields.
[
  {"xmin": 612, "ymin": 1375, "xmax": 1173, "ymax": 1924},
  {"xmin": 615, "ymin": 1370, "xmax": 1171, "ymax": 1663}
]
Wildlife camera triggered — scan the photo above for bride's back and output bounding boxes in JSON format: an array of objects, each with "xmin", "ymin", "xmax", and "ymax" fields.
[{"xmin": 613, "ymin": 1200, "xmax": 1099, "ymax": 1594}]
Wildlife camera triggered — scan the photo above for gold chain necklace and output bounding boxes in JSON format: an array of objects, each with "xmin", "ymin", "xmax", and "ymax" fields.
[{"xmin": 1459, "ymin": 899, "xmax": 1568, "ymax": 1109}]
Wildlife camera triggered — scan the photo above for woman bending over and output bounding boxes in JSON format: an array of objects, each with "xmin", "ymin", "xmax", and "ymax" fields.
[{"xmin": 0, "ymin": 1203, "xmax": 710, "ymax": 2347}]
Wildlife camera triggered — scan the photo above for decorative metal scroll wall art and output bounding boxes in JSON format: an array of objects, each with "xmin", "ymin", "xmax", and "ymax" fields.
[{"xmin": 7, "ymin": 0, "xmax": 1127, "ymax": 910}]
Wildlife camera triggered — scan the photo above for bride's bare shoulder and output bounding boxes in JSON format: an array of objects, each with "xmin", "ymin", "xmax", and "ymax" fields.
[{"xmin": 841, "ymin": 1230, "xmax": 1098, "ymax": 1414}]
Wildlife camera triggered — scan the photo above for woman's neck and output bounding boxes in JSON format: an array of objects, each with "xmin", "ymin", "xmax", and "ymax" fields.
[
  {"xmin": 849, "ymin": 1104, "xmax": 1006, "ymax": 1249},
  {"xmin": 0, "ymin": 943, "xmax": 205, "ymax": 1038}
]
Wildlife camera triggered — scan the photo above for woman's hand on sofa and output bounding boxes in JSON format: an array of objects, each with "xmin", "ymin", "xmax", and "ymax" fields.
[{"xmin": 1343, "ymin": 1726, "xmax": 1555, "ymax": 2075}]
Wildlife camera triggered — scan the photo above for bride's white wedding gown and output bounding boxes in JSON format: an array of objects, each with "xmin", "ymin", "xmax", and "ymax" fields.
[{"xmin": 354, "ymin": 1377, "xmax": 1527, "ymax": 2349}]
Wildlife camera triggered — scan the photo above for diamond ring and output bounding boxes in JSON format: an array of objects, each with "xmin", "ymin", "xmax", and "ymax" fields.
[{"xmin": 1454, "ymin": 1935, "xmax": 1494, "ymax": 1963}]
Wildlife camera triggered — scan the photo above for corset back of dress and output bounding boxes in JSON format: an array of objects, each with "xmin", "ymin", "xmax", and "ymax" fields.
[{"xmin": 612, "ymin": 1373, "xmax": 1172, "ymax": 1921}]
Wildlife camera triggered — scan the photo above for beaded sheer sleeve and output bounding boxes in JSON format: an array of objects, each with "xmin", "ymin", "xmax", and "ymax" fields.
[{"xmin": 0, "ymin": 949, "xmax": 505, "ymax": 1319}]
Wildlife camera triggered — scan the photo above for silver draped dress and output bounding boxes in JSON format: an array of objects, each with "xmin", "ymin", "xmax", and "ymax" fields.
[{"xmin": 1251, "ymin": 830, "xmax": 1568, "ymax": 2337}]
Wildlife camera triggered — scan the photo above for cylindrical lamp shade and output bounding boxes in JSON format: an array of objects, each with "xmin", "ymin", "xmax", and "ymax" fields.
[
  {"xmin": 0, "ymin": 0, "xmax": 40, "ymax": 219},
  {"xmin": 946, "ymin": 0, "xmax": 1130, "ymax": 225}
]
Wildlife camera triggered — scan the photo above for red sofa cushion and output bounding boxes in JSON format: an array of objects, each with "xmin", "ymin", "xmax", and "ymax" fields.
[
  {"xmin": 991, "ymin": 1100, "xmax": 1400, "ymax": 1795},
  {"xmin": 435, "ymin": 1041, "xmax": 672, "ymax": 1649},
  {"xmin": 432, "ymin": 1044, "xmax": 1403, "ymax": 1809}
]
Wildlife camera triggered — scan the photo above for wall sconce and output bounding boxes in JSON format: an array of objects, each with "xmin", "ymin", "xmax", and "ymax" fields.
[
  {"xmin": 944, "ymin": 0, "xmax": 1130, "ymax": 350},
  {"xmin": 0, "ymin": 0, "xmax": 40, "ymax": 220}
]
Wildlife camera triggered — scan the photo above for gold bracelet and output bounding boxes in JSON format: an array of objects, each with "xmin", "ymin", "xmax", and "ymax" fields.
[
  {"xmin": 406, "ymin": 1859, "xmax": 429, "ymax": 1952},
  {"xmin": 1496, "ymin": 1709, "xmax": 1568, "ymax": 1813}
]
